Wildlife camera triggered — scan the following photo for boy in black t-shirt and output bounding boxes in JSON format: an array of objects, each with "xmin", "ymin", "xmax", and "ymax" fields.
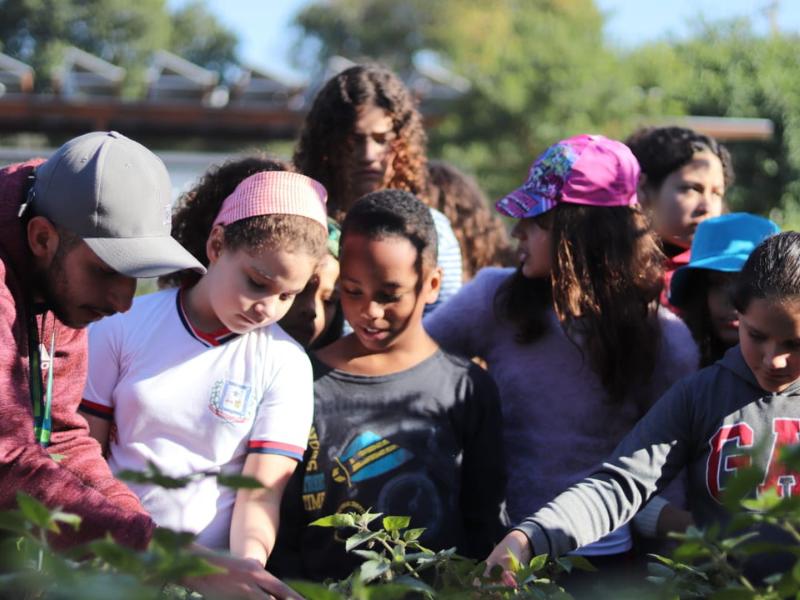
[{"xmin": 270, "ymin": 190, "xmax": 506, "ymax": 581}]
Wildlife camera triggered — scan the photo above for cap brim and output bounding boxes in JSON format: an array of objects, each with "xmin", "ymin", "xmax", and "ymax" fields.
[
  {"xmin": 495, "ymin": 190, "xmax": 551, "ymax": 219},
  {"xmin": 84, "ymin": 236, "xmax": 206, "ymax": 278},
  {"xmin": 669, "ymin": 256, "xmax": 747, "ymax": 307}
]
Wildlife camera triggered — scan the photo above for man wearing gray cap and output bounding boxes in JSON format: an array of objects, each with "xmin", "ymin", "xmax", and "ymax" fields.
[{"xmin": 0, "ymin": 132, "xmax": 298, "ymax": 599}]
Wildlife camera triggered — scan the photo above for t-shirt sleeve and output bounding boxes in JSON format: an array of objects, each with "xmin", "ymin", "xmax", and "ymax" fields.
[
  {"xmin": 247, "ymin": 336, "xmax": 314, "ymax": 461},
  {"xmin": 80, "ymin": 315, "xmax": 123, "ymax": 421}
]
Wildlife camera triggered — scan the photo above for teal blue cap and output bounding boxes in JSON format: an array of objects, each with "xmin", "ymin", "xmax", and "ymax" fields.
[{"xmin": 669, "ymin": 213, "xmax": 780, "ymax": 307}]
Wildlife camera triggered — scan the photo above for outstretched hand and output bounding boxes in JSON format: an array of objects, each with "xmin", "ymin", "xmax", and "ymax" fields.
[
  {"xmin": 483, "ymin": 529, "xmax": 533, "ymax": 587},
  {"xmin": 187, "ymin": 546, "xmax": 303, "ymax": 600}
]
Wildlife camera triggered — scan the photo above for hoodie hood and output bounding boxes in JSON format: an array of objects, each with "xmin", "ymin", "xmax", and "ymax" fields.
[
  {"xmin": 0, "ymin": 159, "xmax": 45, "ymax": 287},
  {"xmin": 718, "ymin": 344, "xmax": 800, "ymax": 397}
]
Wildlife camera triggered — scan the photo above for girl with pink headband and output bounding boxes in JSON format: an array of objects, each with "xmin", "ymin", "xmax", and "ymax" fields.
[{"xmin": 79, "ymin": 157, "xmax": 328, "ymax": 588}]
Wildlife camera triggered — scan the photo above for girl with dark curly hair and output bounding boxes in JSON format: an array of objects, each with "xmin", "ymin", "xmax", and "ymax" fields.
[
  {"xmin": 294, "ymin": 64, "xmax": 463, "ymax": 310},
  {"xmin": 81, "ymin": 156, "xmax": 329, "ymax": 572},
  {"xmin": 426, "ymin": 136, "xmax": 699, "ymax": 584},
  {"xmin": 626, "ymin": 126, "xmax": 734, "ymax": 309},
  {"xmin": 427, "ymin": 160, "xmax": 515, "ymax": 280}
]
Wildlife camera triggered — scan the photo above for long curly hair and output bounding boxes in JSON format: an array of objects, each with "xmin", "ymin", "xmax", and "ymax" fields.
[
  {"xmin": 496, "ymin": 203, "xmax": 665, "ymax": 404},
  {"xmin": 159, "ymin": 155, "xmax": 327, "ymax": 289},
  {"xmin": 294, "ymin": 64, "xmax": 428, "ymax": 222},
  {"xmin": 427, "ymin": 160, "xmax": 514, "ymax": 279}
]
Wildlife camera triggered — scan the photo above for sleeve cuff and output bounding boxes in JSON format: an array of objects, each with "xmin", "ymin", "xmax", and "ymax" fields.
[
  {"xmin": 79, "ymin": 399, "xmax": 114, "ymax": 421},
  {"xmin": 633, "ymin": 495, "xmax": 670, "ymax": 538},
  {"xmin": 247, "ymin": 440, "xmax": 304, "ymax": 461},
  {"xmin": 512, "ymin": 521, "xmax": 551, "ymax": 558}
]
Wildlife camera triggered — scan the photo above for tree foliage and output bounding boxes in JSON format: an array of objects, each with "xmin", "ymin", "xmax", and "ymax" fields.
[
  {"xmin": 294, "ymin": 0, "xmax": 674, "ymax": 200},
  {"xmin": 295, "ymin": 1, "xmax": 800, "ymax": 218},
  {"xmin": 0, "ymin": 0, "xmax": 239, "ymax": 97},
  {"xmin": 626, "ymin": 20, "xmax": 800, "ymax": 224},
  {"xmin": 0, "ymin": 0, "xmax": 170, "ymax": 96},
  {"xmin": 168, "ymin": 0, "xmax": 239, "ymax": 79}
]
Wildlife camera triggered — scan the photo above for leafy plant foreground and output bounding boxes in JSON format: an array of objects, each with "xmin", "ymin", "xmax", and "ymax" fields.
[{"xmin": 2, "ymin": 452, "xmax": 800, "ymax": 599}]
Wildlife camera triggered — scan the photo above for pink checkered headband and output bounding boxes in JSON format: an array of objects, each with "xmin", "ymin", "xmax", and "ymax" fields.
[{"xmin": 212, "ymin": 171, "xmax": 328, "ymax": 230}]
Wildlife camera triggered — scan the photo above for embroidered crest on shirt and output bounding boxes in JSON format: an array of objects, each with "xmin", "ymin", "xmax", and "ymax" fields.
[{"xmin": 209, "ymin": 379, "xmax": 254, "ymax": 424}]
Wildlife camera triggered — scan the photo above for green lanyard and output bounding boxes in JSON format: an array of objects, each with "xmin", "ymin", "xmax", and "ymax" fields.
[{"xmin": 28, "ymin": 310, "xmax": 55, "ymax": 447}]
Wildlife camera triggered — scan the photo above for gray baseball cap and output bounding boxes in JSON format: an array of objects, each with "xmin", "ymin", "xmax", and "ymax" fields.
[{"xmin": 25, "ymin": 131, "xmax": 206, "ymax": 278}]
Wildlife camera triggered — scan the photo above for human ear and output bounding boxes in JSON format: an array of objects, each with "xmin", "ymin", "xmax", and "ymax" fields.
[
  {"xmin": 206, "ymin": 225, "xmax": 226, "ymax": 264},
  {"xmin": 423, "ymin": 265, "xmax": 442, "ymax": 306},
  {"xmin": 27, "ymin": 216, "xmax": 60, "ymax": 267}
]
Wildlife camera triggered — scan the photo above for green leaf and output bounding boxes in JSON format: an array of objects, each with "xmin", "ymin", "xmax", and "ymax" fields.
[
  {"xmin": 345, "ymin": 530, "xmax": 381, "ymax": 552},
  {"xmin": 391, "ymin": 544, "xmax": 405, "ymax": 561},
  {"xmin": 51, "ymin": 510, "xmax": 82, "ymax": 532},
  {"xmin": 709, "ymin": 588, "xmax": 758, "ymax": 600},
  {"xmin": 16, "ymin": 492, "xmax": 53, "ymax": 530},
  {"xmin": 311, "ymin": 513, "xmax": 357, "ymax": 529},
  {"xmin": 357, "ymin": 511, "xmax": 383, "ymax": 527},
  {"xmin": 215, "ymin": 473, "xmax": 263, "ymax": 490},
  {"xmin": 721, "ymin": 466, "xmax": 762, "ymax": 510},
  {"xmin": 403, "ymin": 528, "xmax": 425, "ymax": 542},
  {"xmin": 528, "ymin": 553, "xmax": 548, "ymax": 571},
  {"xmin": 647, "ymin": 562, "xmax": 676, "ymax": 578},
  {"xmin": 151, "ymin": 527, "xmax": 197, "ymax": 552},
  {"xmin": 391, "ymin": 574, "xmax": 436, "ymax": 595},
  {"xmin": 382, "ymin": 516, "xmax": 410, "ymax": 532},
  {"xmin": 505, "ymin": 547, "xmax": 522, "ymax": 572},
  {"xmin": 117, "ymin": 462, "xmax": 195, "ymax": 489},
  {"xmin": 562, "ymin": 555, "xmax": 597, "ymax": 572},
  {"xmin": 0, "ymin": 511, "xmax": 31, "ymax": 537},
  {"xmin": 285, "ymin": 580, "xmax": 345, "ymax": 600},
  {"xmin": 357, "ymin": 559, "xmax": 391, "ymax": 583},
  {"xmin": 88, "ymin": 537, "xmax": 145, "ymax": 573},
  {"xmin": 356, "ymin": 583, "xmax": 417, "ymax": 600},
  {"xmin": 352, "ymin": 549, "xmax": 383, "ymax": 561},
  {"xmin": 742, "ymin": 488, "xmax": 782, "ymax": 512}
]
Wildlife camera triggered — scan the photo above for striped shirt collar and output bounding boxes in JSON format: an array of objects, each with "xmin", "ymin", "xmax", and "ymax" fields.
[{"xmin": 176, "ymin": 289, "xmax": 239, "ymax": 347}]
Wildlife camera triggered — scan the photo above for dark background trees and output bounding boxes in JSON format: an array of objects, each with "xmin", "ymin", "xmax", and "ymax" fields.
[{"xmin": 2, "ymin": 0, "xmax": 799, "ymax": 224}]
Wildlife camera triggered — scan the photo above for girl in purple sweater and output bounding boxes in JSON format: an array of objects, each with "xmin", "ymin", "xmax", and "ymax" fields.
[{"xmin": 425, "ymin": 135, "xmax": 699, "ymax": 574}]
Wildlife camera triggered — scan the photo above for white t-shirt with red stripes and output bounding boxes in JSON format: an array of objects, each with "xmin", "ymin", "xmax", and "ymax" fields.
[{"xmin": 82, "ymin": 288, "xmax": 313, "ymax": 549}]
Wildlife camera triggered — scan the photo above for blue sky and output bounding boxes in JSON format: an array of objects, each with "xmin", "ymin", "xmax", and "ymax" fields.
[{"xmin": 166, "ymin": 0, "xmax": 800, "ymax": 82}]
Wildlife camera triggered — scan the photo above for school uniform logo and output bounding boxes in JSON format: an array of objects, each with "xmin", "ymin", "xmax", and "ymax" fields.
[{"xmin": 209, "ymin": 379, "xmax": 254, "ymax": 424}]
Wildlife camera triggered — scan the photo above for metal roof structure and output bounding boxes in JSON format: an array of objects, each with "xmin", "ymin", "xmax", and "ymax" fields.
[
  {"xmin": 0, "ymin": 53, "xmax": 35, "ymax": 95},
  {"xmin": 53, "ymin": 47, "xmax": 126, "ymax": 99}
]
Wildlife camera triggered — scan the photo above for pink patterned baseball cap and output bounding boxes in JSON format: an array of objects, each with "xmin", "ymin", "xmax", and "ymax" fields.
[
  {"xmin": 213, "ymin": 171, "xmax": 328, "ymax": 230},
  {"xmin": 495, "ymin": 134, "xmax": 639, "ymax": 219}
]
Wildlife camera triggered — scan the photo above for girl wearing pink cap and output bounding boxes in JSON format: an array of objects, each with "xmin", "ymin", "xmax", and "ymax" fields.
[
  {"xmin": 425, "ymin": 135, "xmax": 699, "ymax": 592},
  {"xmin": 80, "ymin": 157, "xmax": 328, "ymax": 573}
]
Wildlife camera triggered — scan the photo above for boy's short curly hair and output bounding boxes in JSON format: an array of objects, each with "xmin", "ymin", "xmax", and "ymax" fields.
[
  {"xmin": 294, "ymin": 64, "xmax": 428, "ymax": 221},
  {"xmin": 340, "ymin": 190, "xmax": 438, "ymax": 270}
]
